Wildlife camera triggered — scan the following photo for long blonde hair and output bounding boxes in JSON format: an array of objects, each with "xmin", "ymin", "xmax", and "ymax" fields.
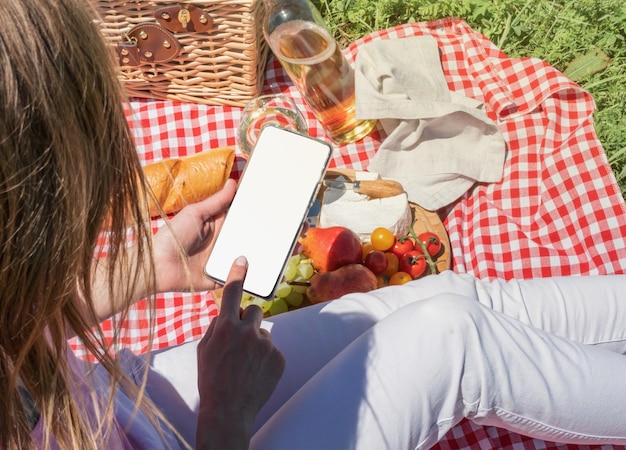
[{"xmin": 0, "ymin": 0, "xmax": 167, "ymax": 448}]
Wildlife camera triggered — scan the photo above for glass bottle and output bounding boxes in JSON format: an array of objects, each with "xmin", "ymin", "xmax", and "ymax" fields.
[{"xmin": 261, "ymin": 0, "xmax": 377, "ymax": 144}]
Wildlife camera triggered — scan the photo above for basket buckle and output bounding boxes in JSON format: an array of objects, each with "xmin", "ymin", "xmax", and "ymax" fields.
[
  {"xmin": 116, "ymin": 24, "xmax": 182, "ymax": 67},
  {"xmin": 116, "ymin": 35, "xmax": 141, "ymax": 67},
  {"xmin": 155, "ymin": 5, "xmax": 213, "ymax": 33}
]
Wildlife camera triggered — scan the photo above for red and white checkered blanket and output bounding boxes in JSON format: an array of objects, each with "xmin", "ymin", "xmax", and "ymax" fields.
[{"xmin": 74, "ymin": 18, "xmax": 626, "ymax": 449}]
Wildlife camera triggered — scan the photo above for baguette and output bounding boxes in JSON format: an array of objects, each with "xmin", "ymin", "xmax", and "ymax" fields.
[{"xmin": 143, "ymin": 147, "xmax": 236, "ymax": 217}]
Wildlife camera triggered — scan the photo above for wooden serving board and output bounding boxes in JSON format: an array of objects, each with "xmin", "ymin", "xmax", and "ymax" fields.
[{"xmin": 324, "ymin": 168, "xmax": 451, "ymax": 273}]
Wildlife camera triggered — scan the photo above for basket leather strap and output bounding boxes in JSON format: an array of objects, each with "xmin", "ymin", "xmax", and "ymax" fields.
[
  {"xmin": 116, "ymin": 23, "xmax": 182, "ymax": 67},
  {"xmin": 155, "ymin": 5, "xmax": 213, "ymax": 33}
]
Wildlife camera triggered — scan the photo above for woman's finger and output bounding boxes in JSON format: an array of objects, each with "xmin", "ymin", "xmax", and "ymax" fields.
[
  {"xmin": 259, "ymin": 327, "xmax": 272, "ymax": 339},
  {"xmin": 219, "ymin": 255, "xmax": 248, "ymax": 320},
  {"xmin": 240, "ymin": 303, "xmax": 264, "ymax": 327}
]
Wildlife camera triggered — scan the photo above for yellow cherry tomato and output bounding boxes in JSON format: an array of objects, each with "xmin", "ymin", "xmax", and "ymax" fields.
[
  {"xmin": 382, "ymin": 252, "xmax": 399, "ymax": 277},
  {"xmin": 370, "ymin": 227, "xmax": 395, "ymax": 251},
  {"xmin": 389, "ymin": 271, "xmax": 412, "ymax": 285},
  {"xmin": 361, "ymin": 242, "xmax": 375, "ymax": 261}
]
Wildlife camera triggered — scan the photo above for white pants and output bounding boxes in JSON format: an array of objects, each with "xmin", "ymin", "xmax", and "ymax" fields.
[{"xmin": 145, "ymin": 271, "xmax": 626, "ymax": 449}]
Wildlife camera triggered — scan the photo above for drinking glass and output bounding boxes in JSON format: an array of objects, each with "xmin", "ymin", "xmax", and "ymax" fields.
[{"xmin": 237, "ymin": 94, "xmax": 308, "ymax": 157}]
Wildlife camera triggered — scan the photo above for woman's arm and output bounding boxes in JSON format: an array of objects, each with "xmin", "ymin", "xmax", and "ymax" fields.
[{"xmin": 196, "ymin": 256, "xmax": 285, "ymax": 450}]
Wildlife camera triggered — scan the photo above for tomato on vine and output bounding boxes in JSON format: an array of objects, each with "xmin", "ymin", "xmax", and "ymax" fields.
[
  {"xmin": 390, "ymin": 236, "xmax": 416, "ymax": 259},
  {"xmin": 399, "ymin": 250, "xmax": 428, "ymax": 279},
  {"xmin": 417, "ymin": 232, "xmax": 442, "ymax": 258}
]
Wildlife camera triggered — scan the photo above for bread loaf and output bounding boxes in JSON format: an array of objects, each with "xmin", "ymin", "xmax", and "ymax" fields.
[{"xmin": 143, "ymin": 147, "xmax": 235, "ymax": 217}]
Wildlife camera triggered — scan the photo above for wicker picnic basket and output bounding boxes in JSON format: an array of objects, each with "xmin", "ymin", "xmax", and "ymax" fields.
[{"xmin": 92, "ymin": 0, "xmax": 269, "ymax": 106}]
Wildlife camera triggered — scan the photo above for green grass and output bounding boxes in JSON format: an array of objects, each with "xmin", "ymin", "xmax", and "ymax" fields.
[{"xmin": 316, "ymin": 0, "xmax": 626, "ymax": 200}]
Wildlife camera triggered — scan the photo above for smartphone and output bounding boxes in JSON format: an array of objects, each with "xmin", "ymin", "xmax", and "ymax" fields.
[{"xmin": 204, "ymin": 126, "xmax": 332, "ymax": 299}]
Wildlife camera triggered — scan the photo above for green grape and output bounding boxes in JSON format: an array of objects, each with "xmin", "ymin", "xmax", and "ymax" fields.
[
  {"xmin": 275, "ymin": 281, "xmax": 292, "ymax": 298},
  {"xmin": 252, "ymin": 297, "xmax": 273, "ymax": 313},
  {"xmin": 283, "ymin": 262, "xmax": 298, "ymax": 281},
  {"xmin": 269, "ymin": 297, "xmax": 288, "ymax": 316},
  {"xmin": 291, "ymin": 284, "xmax": 308, "ymax": 294},
  {"xmin": 288, "ymin": 254, "xmax": 303, "ymax": 265},
  {"xmin": 240, "ymin": 293, "xmax": 254, "ymax": 308},
  {"xmin": 284, "ymin": 291, "xmax": 304, "ymax": 307},
  {"xmin": 297, "ymin": 261, "xmax": 315, "ymax": 280}
]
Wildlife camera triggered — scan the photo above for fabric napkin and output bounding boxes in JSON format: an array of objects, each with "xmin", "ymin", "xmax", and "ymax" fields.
[{"xmin": 355, "ymin": 36, "xmax": 506, "ymax": 210}]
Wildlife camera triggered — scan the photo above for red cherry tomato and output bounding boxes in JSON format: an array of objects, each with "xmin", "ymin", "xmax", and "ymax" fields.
[
  {"xmin": 364, "ymin": 250, "xmax": 388, "ymax": 275},
  {"xmin": 390, "ymin": 236, "xmax": 416, "ymax": 259},
  {"xmin": 399, "ymin": 250, "xmax": 428, "ymax": 279},
  {"xmin": 417, "ymin": 232, "xmax": 442, "ymax": 258}
]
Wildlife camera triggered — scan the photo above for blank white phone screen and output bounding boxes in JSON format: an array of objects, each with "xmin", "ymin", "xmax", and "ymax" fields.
[{"xmin": 204, "ymin": 126, "xmax": 332, "ymax": 299}]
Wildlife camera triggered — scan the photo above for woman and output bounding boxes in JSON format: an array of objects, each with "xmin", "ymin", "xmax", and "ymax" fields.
[
  {"xmin": 0, "ymin": 1, "xmax": 282, "ymax": 449},
  {"xmin": 3, "ymin": 0, "xmax": 626, "ymax": 449}
]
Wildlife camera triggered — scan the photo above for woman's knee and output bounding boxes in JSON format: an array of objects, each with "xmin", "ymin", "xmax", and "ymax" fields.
[{"xmin": 409, "ymin": 293, "xmax": 487, "ymax": 342}]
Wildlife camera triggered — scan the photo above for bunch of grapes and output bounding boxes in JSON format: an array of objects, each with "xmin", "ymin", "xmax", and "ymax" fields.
[{"xmin": 240, "ymin": 253, "xmax": 315, "ymax": 316}]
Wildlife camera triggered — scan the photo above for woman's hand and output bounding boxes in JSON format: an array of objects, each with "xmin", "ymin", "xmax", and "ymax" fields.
[
  {"xmin": 152, "ymin": 178, "xmax": 237, "ymax": 294},
  {"xmin": 90, "ymin": 180, "xmax": 237, "ymax": 322},
  {"xmin": 196, "ymin": 257, "xmax": 285, "ymax": 450},
  {"xmin": 151, "ymin": 177, "xmax": 308, "ymax": 295}
]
